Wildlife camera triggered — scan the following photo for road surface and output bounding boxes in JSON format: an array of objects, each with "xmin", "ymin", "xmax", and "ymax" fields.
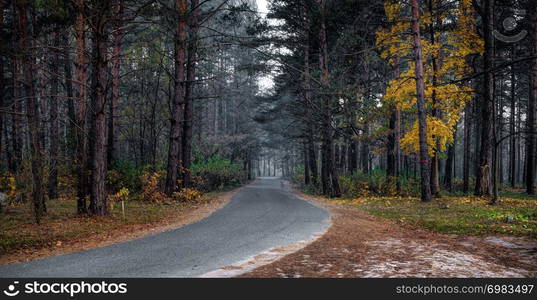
[{"xmin": 0, "ymin": 178, "xmax": 329, "ymax": 277}]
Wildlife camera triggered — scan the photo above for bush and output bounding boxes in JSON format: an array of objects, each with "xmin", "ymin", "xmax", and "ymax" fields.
[
  {"xmin": 139, "ymin": 171, "xmax": 167, "ymax": 202},
  {"xmin": 173, "ymin": 188, "xmax": 202, "ymax": 202},
  {"xmin": 107, "ymin": 160, "xmax": 145, "ymax": 193},
  {"xmin": 191, "ymin": 157, "xmax": 247, "ymax": 191},
  {"xmin": 299, "ymin": 169, "xmax": 421, "ymax": 198}
]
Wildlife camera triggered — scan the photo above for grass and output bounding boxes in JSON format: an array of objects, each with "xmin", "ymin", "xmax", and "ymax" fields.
[
  {"xmin": 328, "ymin": 193, "xmax": 537, "ymax": 238},
  {"xmin": 0, "ymin": 194, "xmax": 218, "ymax": 256}
]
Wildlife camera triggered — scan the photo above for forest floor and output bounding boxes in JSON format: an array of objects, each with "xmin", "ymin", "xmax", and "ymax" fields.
[
  {"xmin": 239, "ymin": 189, "xmax": 537, "ymax": 278},
  {"xmin": 0, "ymin": 187, "xmax": 239, "ymax": 266}
]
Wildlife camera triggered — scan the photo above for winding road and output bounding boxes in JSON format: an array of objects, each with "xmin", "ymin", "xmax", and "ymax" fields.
[{"xmin": 0, "ymin": 178, "xmax": 330, "ymax": 277}]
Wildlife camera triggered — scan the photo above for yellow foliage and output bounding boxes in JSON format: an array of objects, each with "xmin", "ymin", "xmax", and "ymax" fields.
[
  {"xmin": 376, "ymin": 0, "xmax": 483, "ymax": 156},
  {"xmin": 140, "ymin": 171, "xmax": 167, "ymax": 203},
  {"xmin": 173, "ymin": 188, "xmax": 202, "ymax": 202},
  {"xmin": 108, "ymin": 187, "xmax": 130, "ymax": 210},
  {"xmin": 0, "ymin": 172, "xmax": 18, "ymax": 201}
]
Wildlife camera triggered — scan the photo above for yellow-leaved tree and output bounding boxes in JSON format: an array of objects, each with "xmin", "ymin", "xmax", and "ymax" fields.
[{"xmin": 376, "ymin": 0, "xmax": 483, "ymax": 156}]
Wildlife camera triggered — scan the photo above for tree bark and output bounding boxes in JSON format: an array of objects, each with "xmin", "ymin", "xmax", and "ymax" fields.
[
  {"xmin": 74, "ymin": 0, "xmax": 88, "ymax": 214},
  {"xmin": 304, "ymin": 142, "xmax": 310, "ymax": 185},
  {"xmin": 48, "ymin": 29, "xmax": 60, "ymax": 200},
  {"xmin": 444, "ymin": 125, "xmax": 457, "ymax": 191},
  {"xmin": 63, "ymin": 28, "xmax": 76, "ymax": 159},
  {"xmin": 0, "ymin": 0, "xmax": 4, "ymax": 167},
  {"xmin": 509, "ymin": 47, "xmax": 516, "ymax": 188},
  {"xmin": 463, "ymin": 103, "xmax": 471, "ymax": 193},
  {"xmin": 108, "ymin": 0, "xmax": 123, "ymax": 167},
  {"xmin": 410, "ymin": 0, "xmax": 432, "ymax": 202},
  {"xmin": 182, "ymin": 0, "xmax": 199, "ymax": 188},
  {"xmin": 17, "ymin": 0, "xmax": 45, "ymax": 222},
  {"xmin": 317, "ymin": 0, "xmax": 340, "ymax": 197},
  {"xmin": 474, "ymin": 0, "xmax": 494, "ymax": 197},
  {"xmin": 427, "ymin": 0, "xmax": 441, "ymax": 198},
  {"xmin": 302, "ymin": 0, "xmax": 317, "ymax": 185},
  {"xmin": 11, "ymin": 3, "xmax": 23, "ymax": 173},
  {"xmin": 165, "ymin": 0, "xmax": 187, "ymax": 196},
  {"xmin": 527, "ymin": 1, "xmax": 537, "ymax": 195},
  {"xmin": 88, "ymin": 0, "xmax": 111, "ymax": 216}
]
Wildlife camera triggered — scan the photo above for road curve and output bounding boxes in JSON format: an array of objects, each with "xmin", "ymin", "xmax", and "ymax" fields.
[{"xmin": 0, "ymin": 178, "xmax": 330, "ymax": 277}]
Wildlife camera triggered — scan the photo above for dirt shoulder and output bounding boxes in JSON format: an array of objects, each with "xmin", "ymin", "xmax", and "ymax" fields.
[
  {"xmin": 0, "ymin": 185, "xmax": 246, "ymax": 266},
  {"xmin": 240, "ymin": 190, "xmax": 537, "ymax": 278}
]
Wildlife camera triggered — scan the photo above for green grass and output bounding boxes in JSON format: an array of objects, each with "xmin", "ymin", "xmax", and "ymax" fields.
[{"xmin": 330, "ymin": 195, "xmax": 537, "ymax": 238}]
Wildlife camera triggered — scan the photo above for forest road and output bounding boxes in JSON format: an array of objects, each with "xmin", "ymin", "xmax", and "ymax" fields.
[{"xmin": 0, "ymin": 177, "xmax": 330, "ymax": 277}]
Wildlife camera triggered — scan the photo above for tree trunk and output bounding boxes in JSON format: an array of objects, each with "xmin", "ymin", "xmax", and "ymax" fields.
[
  {"xmin": 165, "ymin": 0, "xmax": 188, "ymax": 196},
  {"xmin": 88, "ymin": 1, "xmax": 111, "ymax": 216},
  {"xmin": 427, "ymin": 0, "xmax": 441, "ymax": 198},
  {"xmin": 63, "ymin": 28, "xmax": 76, "ymax": 159},
  {"xmin": 410, "ymin": 0, "xmax": 432, "ymax": 202},
  {"xmin": 527, "ymin": 2, "xmax": 537, "ymax": 195},
  {"xmin": 17, "ymin": 0, "xmax": 45, "ymax": 222},
  {"xmin": 474, "ymin": 0, "xmax": 494, "ymax": 197},
  {"xmin": 317, "ymin": 0, "xmax": 340, "ymax": 197},
  {"xmin": 302, "ymin": 1, "xmax": 317, "ymax": 185},
  {"xmin": 48, "ymin": 29, "xmax": 60, "ymax": 200},
  {"xmin": 361, "ymin": 127, "xmax": 369, "ymax": 174},
  {"xmin": 444, "ymin": 125, "xmax": 457, "ymax": 191},
  {"xmin": 304, "ymin": 142, "xmax": 310, "ymax": 185},
  {"xmin": 11, "ymin": 4, "xmax": 23, "ymax": 173},
  {"xmin": 0, "ymin": 0, "xmax": 4, "ymax": 168},
  {"xmin": 509, "ymin": 47, "xmax": 516, "ymax": 188},
  {"xmin": 108, "ymin": 0, "xmax": 123, "ymax": 167},
  {"xmin": 463, "ymin": 103, "xmax": 471, "ymax": 193},
  {"xmin": 74, "ymin": 0, "xmax": 88, "ymax": 214},
  {"xmin": 182, "ymin": 0, "xmax": 199, "ymax": 188}
]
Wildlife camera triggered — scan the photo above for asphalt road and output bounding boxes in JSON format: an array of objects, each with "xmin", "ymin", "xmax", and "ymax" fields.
[{"xmin": 0, "ymin": 178, "xmax": 330, "ymax": 277}]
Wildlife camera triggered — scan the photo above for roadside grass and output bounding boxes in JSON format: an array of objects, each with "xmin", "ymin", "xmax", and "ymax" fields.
[
  {"xmin": 0, "ymin": 193, "xmax": 220, "ymax": 256},
  {"xmin": 328, "ymin": 194, "xmax": 537, "ymax": 238}
]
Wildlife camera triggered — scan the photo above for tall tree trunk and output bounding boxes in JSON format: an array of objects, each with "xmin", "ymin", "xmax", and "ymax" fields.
[
  {"xmin": 475, "ymin": 0, "xmax": 494, "ymax": 197},
  {"xmin": 463, "ymin": 103, "xmax": 471, "ymax": 193},
  {"xmin": 527, "ymin": 2, "xmax": 537, "ymax": 195},
  {"xmin": 48, "ymin": 29, "xmax": 60, "ymax": 200},
  {"xmin": 0, "ymin": 0, "xmax": 4, "ymax": 168},
  {"xmin": 428, "ymin": 0, "xmax": 441, "ymax": 197},
  {"xmin": 63, "ymin": 28, "xmax": 76, "ymax": 159},
  {"xmin": 88, "ymin": 1, "xmax": 111, "ymax": 216},
  {"xmin": 361, "ymin": 127, "xmax": 369, "ymax": 173},
  {"xmin": 304, "ymin": 142, "xmax": 310, "ymax": 185},
  {"xmin": 182, "ymin": 0, "xmax": 199, "ymax": 188},
  {"xmin": 17, "ymin": 0, "xmax": 45, "ymax": 222},
  {"xmin": 317, "ymin": 0, "xmax": 340, "ymax": 197},
  {"xmin": 165, "ymin": 0, "xmax": 187, "ymax": 196},
  {"xmin": 444, "ymin": 125, "xmax": 457, "ymax": 191},
  {"xmin": 410, "ymin": 0, "xmax": 432, "ymax": 202},
  {"xmin": 74, "ymin": 0, "xmax": 88, "ymax": 214},
  {"xmin": 509, "ymin": 47, "xmax": 516, "ymax": 188},
  {"xmin": 11, "ymin": 3, "xmax": 23, "ymax": 173},
  {"xmin": 301, "ymin": 0, "xmax": 317, "ymax": 185},
  {"xmin": 108, "ymin": 0, "xmax": 123, "ymax": 167},
  {"xmin": 387, "ymin": 65, "xmax": 401, "ymax": 190}
]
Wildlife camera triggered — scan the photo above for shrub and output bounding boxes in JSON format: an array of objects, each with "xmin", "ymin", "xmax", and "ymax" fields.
[
  {"xmin": 108, "ymin": 187, "xmax": 130, "ymax": 210},
  {"xmin": 173, "ymin": 188, "xmax": 202, "ymax": 202},
  {"xmin": 191, "ymin": 157, "xmax": 246, "ymax": 191},
  {"xmin": 107, "ymin": 160, "xmax": 145, "ymax": 193},
  {"xmin": 0, "ymin": 172, "xmax": 17, "ymax": 199},
  {"xmin": 139, "ymin": 171, "xmax": 167, "ymax": 202}
]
